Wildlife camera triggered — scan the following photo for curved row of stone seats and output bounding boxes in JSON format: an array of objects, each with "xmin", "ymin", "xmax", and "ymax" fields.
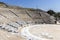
[
  {"xmin": 0, "ymin": 14, "xmax": 9, "ymax": 23},
  {"xmin": 16, "ymin": 20, "xmax": 35, "ymax": 27},
  {"xmin": 0, "ymin": 10, "xmax": 18, "ymax": 19},
  {"xmin": 6, "ymin": 26, "xmax": 18, "ymax": 33},
  {"xmin": 6, "ymin": 21, "xmax": 29, "ymax": 33},
  {"xmin": 26, "ymin": 10, "xmax": 45, "ymax": 24},
  {"xmin": 26, "ymin": 10, "xmax": 55, "ymax": 24},
  {"xmin": 0, "ymin": 9, "xmax": 33, "ymax": 24},
  {"xmin": 6, "ymin": 22, "xmax": 20, "ymax": 33},
  {"xmin": 11, "ymin": 9, "xmax": 32, "ymax": 21},
  {"xmin": 26, "ymin": 10, "xmax": 41, "ymax": 19},
  {"xmin": 0, "ymin": 23, "xmax": 18, "ymax": 33},
  {"xmin": 40, "ymin": 12, "xmax": 55, "ymax": 24},
  {"xmin": 0, "ymin": 10, "xmax": 20, "ymax": 23},
  {"xmin": 16, "ymin": 21, "xmax": 27, "ymax": 25},
  {"xmin": 8, "ymin": 25, "xmax": 18, "ymax": 33},
  {"xmin": 8, "ymin": 22, "xmax": 20, "ymax": 28},
  {"xmin": 0, "ymin": 8, "xmax": 55, "ymax": 24},
  {"xmin": 26, "ymin": 10, "xmax": 46, "ymax": 24},
  {"xmin": 0, "ymin": 18, "xmax": 24, "ymax": 32}
]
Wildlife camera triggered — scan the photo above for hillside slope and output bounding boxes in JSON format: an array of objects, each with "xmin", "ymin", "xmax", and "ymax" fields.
[
  {"xmin": 0, "ymin": 2, "xmax": 55, "ymax": 24},
  {"xmin": 0, "ymin": 2, "xmax": 56, "ymax": 33},
  {"xmin": 0, "ymin": 2, "xmax": 56, "ymax": 40}
]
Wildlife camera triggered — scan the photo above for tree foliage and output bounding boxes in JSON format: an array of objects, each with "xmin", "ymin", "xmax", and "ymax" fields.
[
  {"xmin": 47, "ymin": 10, "xmax": 56, "ymax": 15},
  {"xmin": 54, "ymin": 12, "xmax": 60, "ymax": 17}
]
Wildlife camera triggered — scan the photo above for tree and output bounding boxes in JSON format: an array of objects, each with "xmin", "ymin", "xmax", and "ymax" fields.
[
  {"xmin": 53, "ymin": 12, "xmax": 60, "ymax": 24},
  {"xmin": 47, "ymin": 10, "xmax": 56, "ymax": 15},
  {"xmin": 57, "ymin": 12, "xmax": 60, "ymax": 18},
  {"xmin": 54, "ymin": 12, "xmax": 60, "ymax": 19}
]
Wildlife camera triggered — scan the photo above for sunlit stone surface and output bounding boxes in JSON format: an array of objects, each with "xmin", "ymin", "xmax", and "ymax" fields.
[
  {"xmin": 21, "ymin": 24, "xmax": 60, "ymax": 40},
  {"xmin": 0, "ymin": 2, "xmax": 59, "ymax": 40}
]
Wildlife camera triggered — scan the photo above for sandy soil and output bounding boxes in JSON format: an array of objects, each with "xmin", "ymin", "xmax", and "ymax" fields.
[{"xmin": 29, "ymin": 24, "xmax": 60, "ymax": 40}]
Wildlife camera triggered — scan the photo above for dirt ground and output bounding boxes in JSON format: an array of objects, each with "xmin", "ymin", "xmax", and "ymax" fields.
[
  {"xmin": 0, "ymin": 24, "xmax": 60, "ymax": 40},
  {"xmin": 29, "ymin": 24, "xmax": 60, "ymax": 40}
]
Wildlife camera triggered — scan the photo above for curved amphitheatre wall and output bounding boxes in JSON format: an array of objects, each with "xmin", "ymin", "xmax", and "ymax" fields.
[
  {"xmin": 0, "ymin": 2, "xmax": 57, "ymax": 40},
  {"xmin": 0, "ymin": 2, "xmax": 56, "ymax": 24},
  {"xmin": 0, "ymin": 2, "xmax": 56, "ymax": 34}
]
